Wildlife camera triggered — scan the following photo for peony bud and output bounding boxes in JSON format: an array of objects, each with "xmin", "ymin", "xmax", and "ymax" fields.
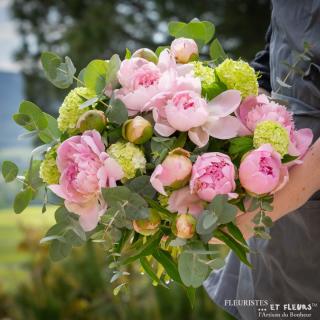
[
  {"xmin": 122, "ymin": 116, "xmax": 153, "ymax": 144},
  {"xmin": 76, "ymin": 110, "xmax": 106, "ymax": 133},
  {"xmin": 133, "ymin": 209, "xmax": 161, "ymax": 236},
  {"xmin": 170, "ymin": 38, "xmax": 199, "ymax": 64},
  {"xmin": 150, "ymin": 148, "xmax": 193, "ymax": 195},
  {"xmin": 172, "ymin": 214, "xmax": 196, "ymax": 239},
  {"xmin": 132, "ymin": 48, "xmax": 158, "ymax": 64}
]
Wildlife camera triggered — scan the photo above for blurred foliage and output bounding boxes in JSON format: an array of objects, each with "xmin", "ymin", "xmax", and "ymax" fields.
[
  {"xmin": 11, "ymin": 0, "xmax": 270, "ymax": 114},
  {"xmin": 0, "ymin": 225, "xmax": 235, "ymax": 320}
]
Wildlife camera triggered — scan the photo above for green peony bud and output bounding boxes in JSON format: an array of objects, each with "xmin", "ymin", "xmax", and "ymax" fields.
[
  {"xmin": 122, "ymin": 116, "xmax": 153, "ymax": 144},
  {"xmin": 107, "ymin": 141, "xmax": 146, "ymax": 180},
  {"xmin": 172, "ymin": 214, "xmax": 196, "ymax": 239},
  {"xmin": 132, "ymin": 48, "xmax": 158, "ymax": 64},
  {"xmin": 76, "ymin": 110, "xmax": 107, "ymax": 133},
  {"xmin": 133, "ymin": 209, "xmax": 161, "ymax": 236},
  {"xmin": 215, "ymin": 58, "xmax": 258, "ymax": 98},
  {"xmin": 253, "ymin": 120, "xmax": 289, "ymax": 157},
  {"xmin": 39, "ymin": 144, "xmax": 60, "ymax": 185},
  {"xmin": 57, "ymin": 87, "xmax": 96, "ymax": 134}
]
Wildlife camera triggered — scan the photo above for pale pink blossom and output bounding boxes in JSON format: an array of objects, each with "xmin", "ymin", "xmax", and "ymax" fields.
[
  {"xmin": 190, "ymin": 152, "xmax": 237, "ymax": 202},
  {"xmin": 49, "ymin": 130, "xmax": 123, "ymax": 231}
]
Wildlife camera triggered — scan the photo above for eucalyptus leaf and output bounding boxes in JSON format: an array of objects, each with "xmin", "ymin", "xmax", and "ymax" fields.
[
  {"xmin": 208, "ymin": 195, "xmax": 237, "ymax": 224},
  {"xmin": 49, "ymin": 239, "xmax": 72, "ymax": 261},
  {"xmin": 168, "ymin": 20, "xmax": 213, "ymax": 48},
  {"xmin": 41, "ymin": 52, "xmax": 76, "ymax": 89},
  {"xmin": 107, "ymin": 99, "xmax": 128, "ymax": 125},
  {"xmin": 209, "ymin": 38, "xmax": 227, "ymax": 63},
  {"xmin": 84, "ymin": 59, "xmax": 109, "ymax": 94},
  {"xmin": 126, "ymin": 175, "xmax": 156, "ymax": 198},
  {"xmin": 12, "ymin": 113, "xmax": 31, "ymax": 127},
  {"xmin": 38, "ymin": 113, "xmax": 61, "ymax": 143},
  {"xmin": 206, "ymin": 258, "xmax": 225, "ymax": 270},
  {"xmin": 105, "ymin": 54, "xmax": 121, "ymax": 90},
  {"xmin": 178, "ymin": 242, "xmax": 209, "ymax": 288},
  {"xmin": 13, "ymin": 187, "xmax": 34, "ymax": 214},
  {"xmin": 2, "ymin": 160, "xmax": 18, "ymax": 183},
  {"xmin": 19, "ymin": 100, "xmax": 48, "ymax": 131},
  {"xmin": 196, "ymin": 210, "xmax": 218, "ymax": 236}
]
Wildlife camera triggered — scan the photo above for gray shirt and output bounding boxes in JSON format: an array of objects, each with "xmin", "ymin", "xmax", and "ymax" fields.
[{"xmin": 204, "ymin": 1, "xmax": 320, "ymax": 319}]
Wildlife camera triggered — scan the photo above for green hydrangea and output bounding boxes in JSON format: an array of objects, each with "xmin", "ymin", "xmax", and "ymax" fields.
[
  {"xmin": 57, "ymin": 87, "xmax": 96, "ymax": 133},
  {"xmin": 215, "ymin": 58, "xmax": 258, "ymax": 98},
  {"xmin": 253, "ymin": 120, "xmax": 289, "ymax": 157},
  {"xmin": 107, "ymin": 141, "xmax": 146, "ymax": 180},
  {"xmin": 39, "ymin": 144, "xmax": 60, "ymax": 184},
  {"xmin": 193, "ymin": 61, "xmax": 215, "ymax": 88}
]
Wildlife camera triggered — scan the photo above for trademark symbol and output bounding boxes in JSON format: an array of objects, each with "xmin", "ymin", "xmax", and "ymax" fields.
[{"xmin": 311, "ymin": 303, "xmax": 318, "ymax": 308}]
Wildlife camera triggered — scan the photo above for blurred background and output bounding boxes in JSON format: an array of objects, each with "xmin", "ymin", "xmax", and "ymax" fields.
[{"xmin": 0, "ymin": 0, "xmax": 270, "ymax": 319}]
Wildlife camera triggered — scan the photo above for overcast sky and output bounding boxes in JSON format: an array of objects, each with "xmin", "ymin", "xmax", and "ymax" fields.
[{"xmin": 0, "ymin": 0, "xmax": 20, "ymax": 72}]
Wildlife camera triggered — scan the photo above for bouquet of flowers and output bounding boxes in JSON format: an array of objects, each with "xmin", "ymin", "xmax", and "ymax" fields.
[{"xmin": 2, "ymin": 19, "xmax": 313, "ymax": 301}]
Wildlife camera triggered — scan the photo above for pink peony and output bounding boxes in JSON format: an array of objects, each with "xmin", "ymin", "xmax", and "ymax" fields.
[
  {"xmin": 170, "ymin": 37, "xmax": 199, "ymax": 64},
  {"xmin": 49, "ymin": 130, "xmax": 123, "ymax": 231},
  {"xmin": 237, "ymin": 94, "xmax": 313, "ymax": 160},
  {"xmin": 168, "ymin": 186, "xmax": 204, "ymax": 217},
  {"xmin": 239, "ymin": 144, "xmax": 282, "ymax": 195},
  {"xmin": 165, "ymin": 90, "xmax": 208, "ymax": 131},
  {"xmin": 152, "ymin": 89, "xmax": 244, "ymax": 147},
  {"xmin": 115, "ymin": 57, "xmax": 161, "ymax": 115},
  {"xmin": 115, "ymin": 49, "xmax": 196, "ymax": 116},
  {"xmin": 238, "ymin": 94, "xmax": 293, "ymax": 132},
  {"xmin": 150, "ymin": 149, "xmax": 192, "ymax": 195},
  {"xmin": 190, "ymin": 152, "xmax": 237, "ymax": 202}
]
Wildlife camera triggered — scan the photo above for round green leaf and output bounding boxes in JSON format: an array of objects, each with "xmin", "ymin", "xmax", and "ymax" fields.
[
  {"xmin": 178, "ymin": 246, "xmax": 209, "ymax": 288},
  {"xmin": 13, "ymin": 187, "xmax": 34, "ymax": 214},
  {"xmin": 107, "ymin": 99, "xmax": 128, "ymax": 125},
  {"xmin": 41, "ymin": 52, "xmax": 76, "ymax": 89},
  {"xmin": 84, "ymin": 59, "xmax": 108, "ymax": 94},
  {"xmin": 2, "ymin": 160, "xmax": 18, "ymax": 183}
]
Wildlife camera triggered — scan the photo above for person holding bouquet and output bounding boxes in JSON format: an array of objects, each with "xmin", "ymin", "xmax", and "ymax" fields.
[{"xmin": 204, "ymin": 1, "xmax": 320, "ymax": 319}]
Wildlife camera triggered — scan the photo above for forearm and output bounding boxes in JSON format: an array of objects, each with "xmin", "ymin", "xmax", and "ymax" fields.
[
  {"xmin": 234, "ymin": 138, "xmax": 320, "ymax": 240},
  {"xmin": 270, "ymin": 138, "xmax": 320, "ymax": 221}
]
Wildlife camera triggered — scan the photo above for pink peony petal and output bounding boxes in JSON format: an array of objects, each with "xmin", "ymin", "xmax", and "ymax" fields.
[
  {"xmin": 289, "ymin": 128, "xmax": 313, "ymax": 158},
  {"xmin": 154, "ymin": 122, "xmax": 176, "ymax": 137},
  {"xmin": 168, "ymin": 186, "xmax": 204, "ymax": 217},
  {"xmin": 150, "ymin": 165, "xmax": 167, "ymax": 195},
  {"xmin": 204, "ymin": 115, "xmax": 242, "ymax": 140},
  {"xmin": 207, "ymin": 90, "xmax": 241, "ymax": 118},
  {"xmin": 272, "ymin": 165, "xmax": 289, "ymax": 194},
  {"xmin": 188, "ymin": 126, "xmax": 209, "ymax": 147}
]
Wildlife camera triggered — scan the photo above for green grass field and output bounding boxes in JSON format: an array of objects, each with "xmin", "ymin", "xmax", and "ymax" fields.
[{"xmin": 0, "ymin": 206, "xmax": 56, "ymax": 291}]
